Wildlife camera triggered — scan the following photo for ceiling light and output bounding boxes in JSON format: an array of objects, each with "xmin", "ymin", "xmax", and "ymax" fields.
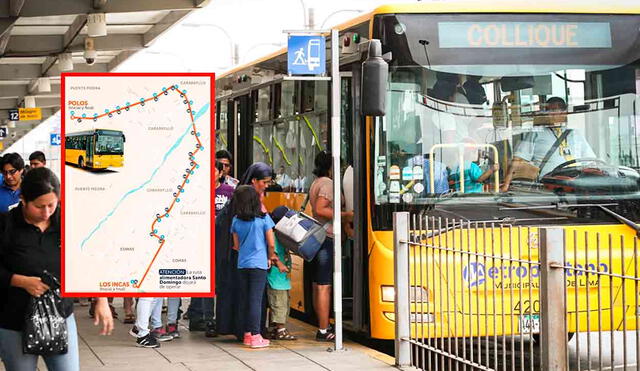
[
  {"xmin": 24, "ymin": 96, "xmax": 36, "ymax": 108},
  {"xmin": 87, "ymin": 13, "xmax": 107, "ymax": 37},
  {"xmin": 37, "ymin": 77, "xmax": 51, "ymax": 93}
]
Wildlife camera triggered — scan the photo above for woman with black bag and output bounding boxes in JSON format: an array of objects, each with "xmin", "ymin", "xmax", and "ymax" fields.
[{"xmin": 0, "ymin": 167, "xmax": 113, "ymax": 371}]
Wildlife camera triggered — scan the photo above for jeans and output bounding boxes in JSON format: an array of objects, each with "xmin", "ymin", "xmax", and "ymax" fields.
[
  {"xmin": 187, "ymin": 297, "xmax": 215, "ymax": 323},
  {"xmin": 166, "ymin": 297, "xmax": 181, "ymax": 324},
  {"xmin": 312, "ymin": 238, "xmax": 334, "ymax": 285},
  {"xmin": 239, "ymin": 268, "xmax": 267, "ymax": 335},
  {"xmin": 135, "ymin": 297, "xmax": 162, "ymax": 337},
  {"xmin": 0, "ymin": 314, "xmax": 79, "ymax": 371}
]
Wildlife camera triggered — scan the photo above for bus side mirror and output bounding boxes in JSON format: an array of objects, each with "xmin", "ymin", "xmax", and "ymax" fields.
[
  {"xmin": 123, "ymin": 135, "xmax": 126, "ymax": 143},
  {"xmin": 361, "ymin": 39, "xmax": 388, "ymax": 117}
]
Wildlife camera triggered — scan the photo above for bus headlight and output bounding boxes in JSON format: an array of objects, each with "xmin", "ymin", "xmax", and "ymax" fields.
[
  {"xmin": 381, "ymin": 286, "xmax": 395, "ymax": 302},
  {"xmin": 381, "ymin": 285, "xmax": 430, "ymax": 303}
]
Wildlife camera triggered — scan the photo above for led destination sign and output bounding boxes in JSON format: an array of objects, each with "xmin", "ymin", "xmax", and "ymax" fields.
[{"xmin": 438, "ymin": 22, "xmax": 612, "ymax": 48}]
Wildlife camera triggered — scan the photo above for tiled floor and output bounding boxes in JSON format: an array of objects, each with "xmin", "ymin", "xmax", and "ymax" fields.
[{"xmin": 1, "ymin": 301, "xmax": 395, "ymax": 370}]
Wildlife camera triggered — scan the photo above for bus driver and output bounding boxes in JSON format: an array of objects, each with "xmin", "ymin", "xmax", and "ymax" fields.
[{"xmin": 500, "ymin": 97, "xmax": 596, "ymax": 191}]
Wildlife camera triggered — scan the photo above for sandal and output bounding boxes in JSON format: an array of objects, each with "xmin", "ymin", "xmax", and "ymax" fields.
[
  {"xmin": 274, "ymin": 328, "xmax": 297, "ymax": 341},
  {"xmin": 315, "ymin": 330, "xmax": 335, "ymax": 342}
]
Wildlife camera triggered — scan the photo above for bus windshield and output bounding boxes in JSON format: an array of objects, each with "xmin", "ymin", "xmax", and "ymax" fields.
[
  {"xmin": 374, "ymin": 13, "xmax": 640, "ymax": 209},
  {"xmin": 96, "ymin": 133, "xmax": 124, "ymax": 155}
]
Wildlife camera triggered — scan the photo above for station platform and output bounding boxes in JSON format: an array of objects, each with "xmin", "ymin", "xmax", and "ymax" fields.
[{"xmin": 6, "ymin": 300, "xmax": 396, "ymax": 371}]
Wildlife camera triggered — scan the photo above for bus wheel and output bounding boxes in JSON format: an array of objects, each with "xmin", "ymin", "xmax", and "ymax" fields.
[{"xmin": 78, "ymin": 157, "xmax": 84, "ymax": 169}]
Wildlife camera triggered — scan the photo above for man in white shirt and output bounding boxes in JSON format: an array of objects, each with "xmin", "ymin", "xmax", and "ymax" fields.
[{"xmin": 501, "ymin": 97, "xmax": 596, "ymax": 191}]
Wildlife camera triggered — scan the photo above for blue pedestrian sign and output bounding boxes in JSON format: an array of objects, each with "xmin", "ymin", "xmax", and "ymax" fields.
[
  {"xmin": 288, "ymin": 35, "xmax": 326, "ymax": 75},
  {"xmin": 50, "ymin": 133, "xmax": 61, "ymax": 146}
]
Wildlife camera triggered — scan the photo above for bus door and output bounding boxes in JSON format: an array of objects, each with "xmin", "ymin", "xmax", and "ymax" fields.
[
  {"xmin": 340, "ymin": 66, "xmax": 367, "ymax": 333},
  {"xmin": 87, "ymin": 134, "xmax": 95, "ymax": 167}
]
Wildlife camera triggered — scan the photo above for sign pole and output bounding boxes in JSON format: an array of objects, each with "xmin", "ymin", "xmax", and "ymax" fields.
[
  {"xmin": 284, "ymin": 28, "xmax": 342, "ymax": 351},
  {"xmin": 330, "ymin": 28, "xmax": 343, "ymax": 352}
]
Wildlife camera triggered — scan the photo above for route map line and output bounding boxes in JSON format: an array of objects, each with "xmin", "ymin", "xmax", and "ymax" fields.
[
  {"xmin": 70, "ymin": 85, "xmax": 205, "ymax": 290},
  {"xmin": 77, "ymin": 103, "xmax": 209, "ymax": 250}
]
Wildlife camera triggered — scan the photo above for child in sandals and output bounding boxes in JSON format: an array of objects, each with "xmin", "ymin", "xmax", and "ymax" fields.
[{"xmin": 267, "ymin": 207, "xmax": 296, "ymax": 341}]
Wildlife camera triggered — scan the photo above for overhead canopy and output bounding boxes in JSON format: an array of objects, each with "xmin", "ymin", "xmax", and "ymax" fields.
[{"xmin": 0, "ymin": 0, "xmax": 209, "ymax": 147}]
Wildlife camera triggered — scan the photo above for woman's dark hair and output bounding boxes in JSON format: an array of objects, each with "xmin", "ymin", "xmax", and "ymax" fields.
[
  {"xmin": 240, "ymin": 162, "xmax": 273, "ymax": 185},
  {"xmin": 215, "ymin": 160, "xmax": 224, "ymax": 172},
  {"xmin": 312, "ymin": 151, "xmax": 332, "ymax": 177},
  {"xmin": 232, "ymin": 185, "xmax": 264, "ymax": 221},
  {"xmin": 21, "ymin": 167, "xmax": 60, "ymax": 202}
]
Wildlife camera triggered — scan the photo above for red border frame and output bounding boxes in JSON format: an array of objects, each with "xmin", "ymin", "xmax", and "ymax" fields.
[{"xmin": 60, "ymin": 72, "xmax": 215, "ymax": 297}]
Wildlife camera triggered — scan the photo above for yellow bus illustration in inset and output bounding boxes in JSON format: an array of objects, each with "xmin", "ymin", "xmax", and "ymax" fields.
[{"xmin": 65, "ymin": 129, "xmax": 125, "ymax": 169}]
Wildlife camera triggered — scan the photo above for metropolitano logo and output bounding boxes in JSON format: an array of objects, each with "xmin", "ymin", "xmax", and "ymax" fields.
[{"xmin": 463, "ymin": 262, "xmax": 486, "ymax": 288}]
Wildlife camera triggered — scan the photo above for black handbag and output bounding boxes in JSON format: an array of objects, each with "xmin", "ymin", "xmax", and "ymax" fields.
[{"xmin": 22, "ymin": 270, "xmax": 68, "ymax": 355}]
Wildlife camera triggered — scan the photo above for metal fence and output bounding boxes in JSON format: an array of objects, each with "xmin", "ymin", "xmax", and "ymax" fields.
[{"xmin": 393, "ymin": 212, "xmax": 639, "ymax": 371}]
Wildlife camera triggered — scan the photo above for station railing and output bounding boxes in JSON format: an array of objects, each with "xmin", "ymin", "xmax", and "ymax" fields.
[{"xmin": 393, "ymin": 211, "xmax": 639, "ymax": 370}]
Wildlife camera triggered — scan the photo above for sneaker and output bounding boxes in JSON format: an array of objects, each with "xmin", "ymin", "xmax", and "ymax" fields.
[
  {"xmin": 315, "ymin": 329, "xmax": 336, "ymax": 342},
  {"xmin": 243, "ymin": 332, "xmax": 252, "ymax": 346},
  {"xmin": 151, "ymin": 327, "xmax": 173, "ymax": 342},
  {"xmin": 204, "ymin": 320, "xmax": 218, "ymax": 338},
  {"xmin": 248, "ymin": 334, "xmax": 270, "ymax": 348},
  {"xmin": 129, "ymin": 326, "xmax": 139, "ymax": 338},
  {"xmin": 166, "ymin": 323, "xmax": 180, "ymax": 339},
  {"xmin": 136, "ymin": 333, "xmax": 160, "ymax": 348}
]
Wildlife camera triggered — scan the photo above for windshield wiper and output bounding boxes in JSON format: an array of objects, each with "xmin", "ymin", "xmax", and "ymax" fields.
[{"xmin": 596, "ymin": 205, "xmax": 640, "ymax": 238}]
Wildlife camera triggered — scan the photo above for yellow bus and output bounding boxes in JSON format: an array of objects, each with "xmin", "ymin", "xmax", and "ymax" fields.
[
  {"xmin": 65, "ymin": 129, "xmax": 126, "ymax": 169},
  {"xmin": 215, "ymin": 2, "xmax": 640, "ymax": 340}
]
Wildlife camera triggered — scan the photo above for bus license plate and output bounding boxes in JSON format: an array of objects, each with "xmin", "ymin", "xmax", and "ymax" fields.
[{"xmin": 519, "ymin": 314, "xmax": 540, "ymax": 334}]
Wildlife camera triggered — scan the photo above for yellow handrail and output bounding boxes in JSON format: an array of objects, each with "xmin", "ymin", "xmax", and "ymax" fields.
[
  {"xmin": 273, "ymin": 136, "xmax": 292, "ymax": 166},
  {"xmin": 298, "ymin": 115, "xmax": 324, "ymax": 151},
  {"xmin": 253, "ymin": 135, "xmax": 273, "ymax": 165}
]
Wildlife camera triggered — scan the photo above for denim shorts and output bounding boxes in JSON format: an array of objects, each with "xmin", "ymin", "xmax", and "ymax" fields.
[{"xmin": 312, "ymin": 238, "xmax": 334, "ymax": 285}]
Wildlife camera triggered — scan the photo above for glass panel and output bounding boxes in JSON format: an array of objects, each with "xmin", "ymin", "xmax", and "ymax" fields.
[
  {"xmin": 297, "ymin": 113, "xmax": 328, "ymax": 192},
  {"xmin": 252, "ymin": 124, "xmax": 273, "ymax": 166},
  {"xmin": 255, "ymin": 87, "xmax": 271, "ymax": 122},
  {"xmin": 281, "ymin": 81, "xmax": 296, "ymax": 117},
  {"xmin": 216, "ymin": 100, "xmax": 228, "ymax": 151},
  {"xmin": 315, "ymin": 81, "xmax": 329, "ymax": 112},
  {"xmin": 273, "ymin": 120, "xmax": 297, "ymax": 191},
  {"xmin": 301, "ymin": 81, "xmax": 315, "ymax": 112}
]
